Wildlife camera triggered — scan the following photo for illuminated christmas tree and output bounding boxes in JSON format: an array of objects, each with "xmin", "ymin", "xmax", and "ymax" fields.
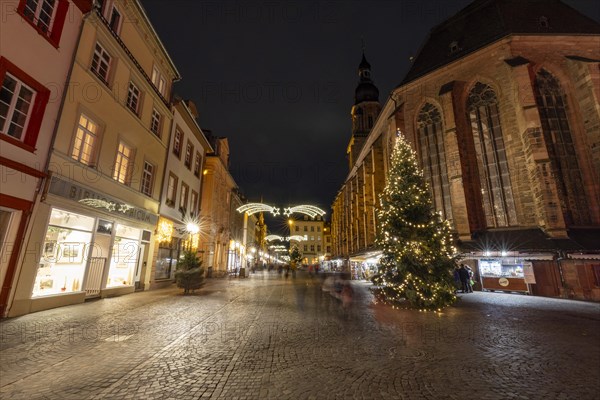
[{"xmin": 374, "ymin": 131, "xmax": 457, "ymax": 311}]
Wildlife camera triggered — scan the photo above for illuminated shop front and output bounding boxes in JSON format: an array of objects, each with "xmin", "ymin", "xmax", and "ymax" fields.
[
  {"xmin": 349, "ymin": 251, "xmax": 382, "ymax": 280},
  {"xmin": 8, "ymin": 177, "xmax": 158, "ymax": 317},
  {"xmin": 478, "ymin": 258, "xmax": 530, "ymax": 293},
  {"xmin": 106, "ymin": 225, "xmax": 142, "ymax": 288},
  {"xmin": 227, "ymin": 240, "xmax": 245, "ymax": 274},
  {"xmin": 33, "ymin": 209, "xmax": 94, "ymax": 297}
]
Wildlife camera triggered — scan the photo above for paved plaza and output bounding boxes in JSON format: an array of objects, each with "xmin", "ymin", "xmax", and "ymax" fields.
[{"xmin": 1, "ymin": 271, "xmax": 599, "ymax": 400}]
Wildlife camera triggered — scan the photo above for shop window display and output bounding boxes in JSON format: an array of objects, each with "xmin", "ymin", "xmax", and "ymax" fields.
[
  {"xmin": 33, "ymin": 209, "xmax": 94, "ymax": 297},
  {"xmin": 106, "ymin": 224, "xmax": 141, "ymax": 287},
  {"xmin": 479, "ymin": 259, "xmax": 527, "ymax": 292},
  {"xmin": 155, "ymin": 239, "xmax": 179, "ymax": 280}
]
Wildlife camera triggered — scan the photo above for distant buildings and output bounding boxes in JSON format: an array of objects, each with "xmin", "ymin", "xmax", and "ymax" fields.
[
  {"xmin": 289, "ymin": 216, "xmax": 325, "ymax": 265},
  {"xmin": 331, "ymin": 0, "xmax": 600, "ymax": 300}
]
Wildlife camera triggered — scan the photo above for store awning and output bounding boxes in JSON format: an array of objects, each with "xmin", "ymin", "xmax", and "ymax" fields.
[{"xmin": 457, "ymin": 228, "xmax": 600, "ymax": 254}]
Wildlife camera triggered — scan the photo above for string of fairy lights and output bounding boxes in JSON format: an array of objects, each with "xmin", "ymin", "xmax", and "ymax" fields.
[{"xmin": 375, "ymin": 131, "xmax": 457, "ymax": 312}]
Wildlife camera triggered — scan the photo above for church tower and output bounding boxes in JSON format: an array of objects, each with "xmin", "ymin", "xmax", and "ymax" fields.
[{"xmin": 347, "ymin": 52, "xmax": 381, "ymax": 171}]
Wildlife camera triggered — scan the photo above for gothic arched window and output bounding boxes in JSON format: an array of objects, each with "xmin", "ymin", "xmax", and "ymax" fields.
[
  {"xmin": 467, "ymin": 83, "xmax": 517, "ymax": 227},
  {"xmin": 417, "ymin": 103, "xmax": 452, "ymax": 221},
  {"xmin": 534, "ymin": 69, "xmax": 589, "ymax": 225}
]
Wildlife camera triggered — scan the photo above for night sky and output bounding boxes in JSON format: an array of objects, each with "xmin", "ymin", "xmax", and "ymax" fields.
[{"xmin": 141, "ymin": 0, "xmax": 598, "ymax": 232}]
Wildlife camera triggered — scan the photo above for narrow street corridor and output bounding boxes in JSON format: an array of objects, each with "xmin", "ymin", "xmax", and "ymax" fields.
[{"xmin": 1, "ymin": 272, "xmax": 599, "ymax": 399}]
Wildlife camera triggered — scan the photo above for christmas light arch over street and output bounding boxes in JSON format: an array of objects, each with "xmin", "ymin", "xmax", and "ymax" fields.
[
  {"xmin": 265, "ymin": 235, "xmax": 306, "ymax": 242},
  {"xmin": 236, "ymin": 203, "xmax": 326, "ymax": 218}
]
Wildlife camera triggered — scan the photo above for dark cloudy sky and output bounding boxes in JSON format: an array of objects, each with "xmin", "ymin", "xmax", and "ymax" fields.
[{"xmin": 141, "ymin": 0, "xmax": 598, "ymax": 227}]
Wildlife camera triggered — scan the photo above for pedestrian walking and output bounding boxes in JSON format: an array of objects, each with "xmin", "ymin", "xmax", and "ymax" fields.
[
  {"xmin": 453, "ymin": 265, "xmax": 461, "ymax": 293},
  {"xmin": 458, "ymin": 264, "xmax": 472, "ymax": 293}
]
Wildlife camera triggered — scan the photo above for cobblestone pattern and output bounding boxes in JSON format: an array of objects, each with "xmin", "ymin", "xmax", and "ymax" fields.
[{"xmin": 1, "ymin": 272, "xmax": 599, "ymax": 399}]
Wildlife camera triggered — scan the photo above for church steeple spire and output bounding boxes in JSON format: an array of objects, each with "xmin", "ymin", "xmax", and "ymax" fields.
[
  {"xmin": 354, "ymin": 52, "xmax": 379, "ymax": 105},
  {"xmin": 347, "ymin": 49, "xmax": 382, "ymax": 171}
]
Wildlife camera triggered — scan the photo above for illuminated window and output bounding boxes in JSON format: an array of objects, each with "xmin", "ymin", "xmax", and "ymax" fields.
[
  {"xmin": 71, "ymin": 114, "xmax": 98, "ymax": 166},
  {"xmin": 113, "ymin": 141, "xmax": 134, "ymax": 185},
  {"xmin": 151, "ymin": 66, "xmax": 167, "ymax": 97}
]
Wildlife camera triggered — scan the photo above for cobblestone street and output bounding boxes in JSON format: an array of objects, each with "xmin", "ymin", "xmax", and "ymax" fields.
[{"xmin": 1, "ymin": 272, "xmax": 599, "ymax": 400}]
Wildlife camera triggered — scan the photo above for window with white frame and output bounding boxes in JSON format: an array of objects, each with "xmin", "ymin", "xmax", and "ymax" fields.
[
  {"xmin": 173, "ymin": 127, "xmax": 182, "ymax": 157},
  {"xmin": 166, "ymin": 173, "xmax": 177, "ymax": 206},
  {"xmin": 193, "ymin": 151, "xmax": 201, "ymax": 177},
  {"xmin": 91, "ymin": 43, "xmax": 111, "ymax": 84},
  {"xmin": 151, "ymin": 66, "xmax": 167, "ymax": 97},
  {"xmin": 71, "ymin": 114, "xmax": 99, "ymax": 166},
  {"xmin": 22, "ymin": 0, "xmax": 57, "ymax": 34},
  {"xmin": 179, "ymin": 182, "xmax": 189, "ymax": 212},
  {"xmin": 184, "ymin": 141, "xmax": 193, "ymax": 169},
  {"xmin": 126, "ymin": 82, "xmax": 141, "ymax": 115},
  {"xmin": 140, "ymin": 161, "xmax": 154, "ymax": 196},
  {"xmin": 150, "ymin": 108, "xmax": 162, "ymax": 136},
  {"xmin": 0, "ymin": 73, "xmax": 36, "ymax": 141},
  {"xmin": 113, "ymin": 141, "xmax": 134, "ymax": 184}
]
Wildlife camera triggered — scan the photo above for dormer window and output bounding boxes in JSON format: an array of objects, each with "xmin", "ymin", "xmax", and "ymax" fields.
[
  {"xmin": 449, "ymin": 41, "xmax": 459, "ymax": 53},
  {"xmin": 539, "ymin": 16, "xmax": 549, "ymax": 28}
]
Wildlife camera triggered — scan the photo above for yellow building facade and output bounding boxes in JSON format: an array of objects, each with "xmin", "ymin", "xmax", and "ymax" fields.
[{"xmin": 8, "ymin": 0, "xmax": 180, "ymax": 316}]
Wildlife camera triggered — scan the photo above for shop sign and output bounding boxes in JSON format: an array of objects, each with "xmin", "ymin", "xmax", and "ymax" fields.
[
  {"xmin": 498, "ymin": 277, "xmax": 510, "ymax": 287},
  {"xmin": 523, "ymin": 262, "xmax": 536, "ymax": 284},
  {"xmin": 49, "ymin": 177, "xmax": 158, "ymax": 225}
]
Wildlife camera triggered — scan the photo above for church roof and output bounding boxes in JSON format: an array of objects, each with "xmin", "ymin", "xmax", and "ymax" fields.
[{"xmin": 400, "ymin": 0, "xmax": 600, "ymax": 86}]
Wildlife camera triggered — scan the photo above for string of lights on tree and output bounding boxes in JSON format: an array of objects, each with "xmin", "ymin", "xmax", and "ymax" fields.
[{"xmin": 373, "ymin": 130, "xmax": 457, "ymax": 312}]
